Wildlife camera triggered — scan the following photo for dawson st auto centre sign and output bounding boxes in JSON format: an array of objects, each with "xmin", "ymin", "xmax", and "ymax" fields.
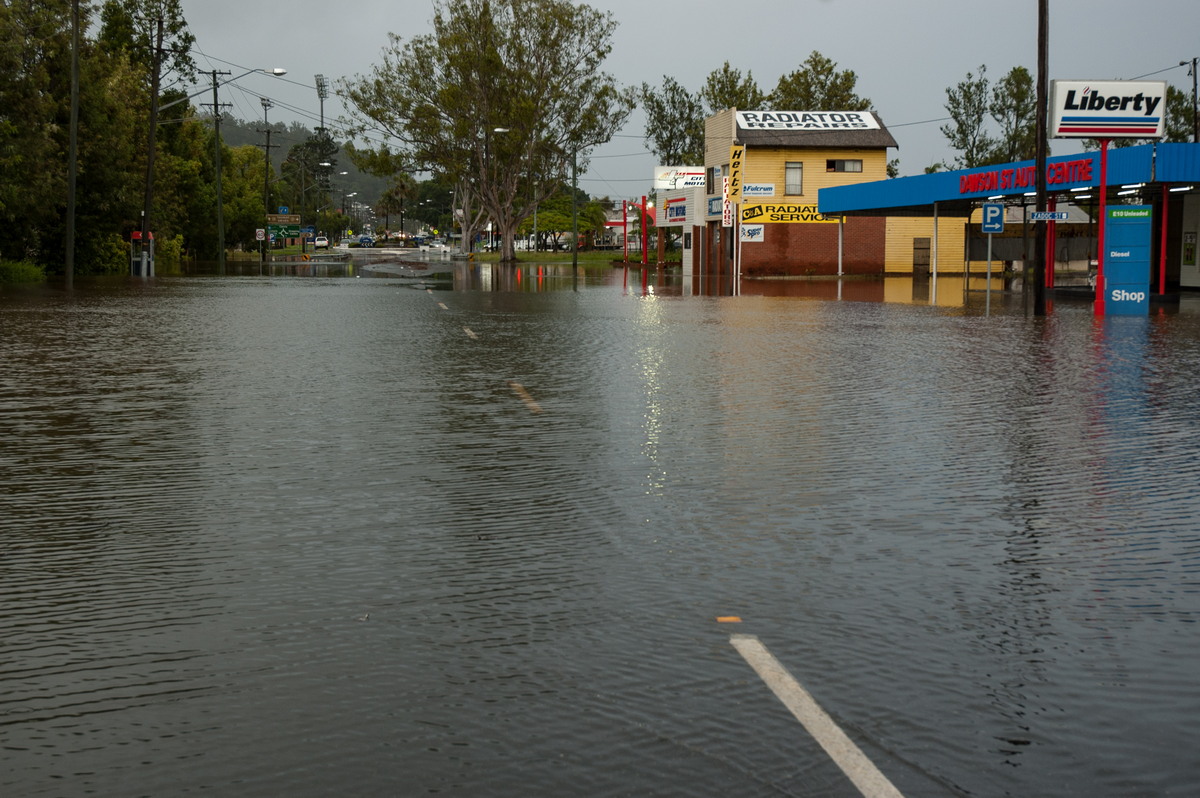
[{"xmin": 1050, "ymin": 80, "xmax": 1166, "ymax": 138}]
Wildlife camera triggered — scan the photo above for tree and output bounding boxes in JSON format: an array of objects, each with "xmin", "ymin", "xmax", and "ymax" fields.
[
  {"xmin": 97, "ymin": 0, "xmax": 195, "ymax": 81},
  {"xmin": 340, "ymin": 0, "xmax": 635, "ymax": 262},
  {"xmin": 941, "ymin": 65, "xmax": 994, "ymax": 169},
  {"xmin": 1083, "ymin": 85, "xmax": 1192, "ymax": 150},
  {"xmin": 700, "ymin": 62, "xmax": 765, "ymax": 113},
  {"xmin": 640, "ymin": 76, "xmax": 705, "ymax": 165},
  {"xmin": 1165, "ymin": 84, "xmax": 1193, "ymax": 142},
  {"xmin": 769, "ymin": 51, "xmax": 871, "ymax": 110},
  {"xmin": 988, "ymin": 66, "xmax": 1036, "ymax": 163}
]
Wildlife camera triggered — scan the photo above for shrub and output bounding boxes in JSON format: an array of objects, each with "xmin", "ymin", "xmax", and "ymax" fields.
[{"xmin": 0, "ymin": 259, "xmax": 46, "ymax": 284}]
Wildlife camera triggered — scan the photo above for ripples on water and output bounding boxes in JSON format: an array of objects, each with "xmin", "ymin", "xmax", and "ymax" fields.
[{"xmin": 3, "ymin": 274, "xmax": 1200, "ymax": 796}]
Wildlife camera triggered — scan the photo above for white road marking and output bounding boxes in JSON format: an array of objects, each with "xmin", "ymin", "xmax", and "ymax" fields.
[
  {"xmin": 438, "ymin": 302, "xmax": 449, "ymax": 310},
  {"xmin": 463, "ymin": 327, "xmax": 478, "ymax": 340},
  {"xmin": 730, "ymin": 634, "xmax": 905, "ymax": 798}
]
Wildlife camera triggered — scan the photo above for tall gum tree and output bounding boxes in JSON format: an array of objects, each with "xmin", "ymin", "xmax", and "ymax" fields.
[{"xmin": 340, "ymin": 0, "xmax": 635, "ymax": 262}]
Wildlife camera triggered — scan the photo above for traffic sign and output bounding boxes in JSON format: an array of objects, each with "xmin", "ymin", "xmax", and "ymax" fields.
[
  {"xmin": 981, "ymin": 203, "xmax": 1004, "ymax": 234},
  {"xmin": 1031, "ymin": 211, "xmax": 1069, "ymax": 221}
]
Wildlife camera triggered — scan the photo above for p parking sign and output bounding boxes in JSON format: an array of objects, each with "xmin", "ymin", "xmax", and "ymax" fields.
[{"xmin": 982, "ymin": 203, "xmax": 1004, "ymax": 234}]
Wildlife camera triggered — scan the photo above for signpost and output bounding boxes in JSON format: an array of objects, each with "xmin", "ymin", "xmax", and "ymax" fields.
[
  {"xmin": 1103, "ymin": 206, "xmax": 1152, "ymax": 315},
  {"xmin": 981, "ymin": 203, "xmax": 1004, "ymax": 314}
]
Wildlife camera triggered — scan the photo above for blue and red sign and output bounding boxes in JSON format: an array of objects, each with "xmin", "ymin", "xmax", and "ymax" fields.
[{"xmin": 1051, "ymin": 80, "xmax": 1166, "ymax": 139}]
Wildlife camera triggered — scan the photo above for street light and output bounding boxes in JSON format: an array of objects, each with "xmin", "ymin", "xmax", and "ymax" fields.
[
  {"xmin": 483, "ymin": 127, "xmax": 511, "ymax": 253},
  {"xmin": 261, "ymin": 96, "xmax": 274, "ymax": 270},
  {"xmin": 188, "ymin": 67, "xmax": 286, "ymax": 275}
]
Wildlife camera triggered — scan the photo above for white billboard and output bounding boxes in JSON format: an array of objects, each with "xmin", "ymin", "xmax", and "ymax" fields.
[
  {"xmin": 736, "ymin": 111, "xmax": 880, "ymax": 131},
  {"xmin": 1050, "ymin": 80, "xmax": 1167, "ymax": 139},
  {"xmin": 654, "ymin": 166, "xmax": 705, "ymax": 189}
]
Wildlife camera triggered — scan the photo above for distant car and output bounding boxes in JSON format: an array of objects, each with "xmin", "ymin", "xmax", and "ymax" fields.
[
  {"xmin": 313, "ymin": 235, "xmax": 329, "ymax": 249},
  {"xmin": 358, "ymin": 235, "xmax": 375, "ymax": 247}
]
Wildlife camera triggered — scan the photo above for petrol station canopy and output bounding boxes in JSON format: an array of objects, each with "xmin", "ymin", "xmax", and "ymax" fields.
[{"xmin": 817, "ymin": 142, "xmax": 1200, "ymax": 218}]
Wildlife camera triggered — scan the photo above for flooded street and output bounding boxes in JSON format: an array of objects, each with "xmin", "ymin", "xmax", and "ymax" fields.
[{"xmin": 3, "ymin": 268, "xmax": 1200, "ymax": 796}]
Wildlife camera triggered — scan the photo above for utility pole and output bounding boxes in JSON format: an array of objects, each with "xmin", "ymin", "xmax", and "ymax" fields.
[
  {"xmin": 203, "ymin": 70, "xmax": 231, "ymax": 274},
  {"xmin": 1033, "ymin": 0, "xmax": 1049, "ymax": 316},
  {"xmin": 66, "ymin": 0, "xmax": 80, "ymax": 287},
  {"xmin": 259, "ymin": 97, "xmax": 277, "ymax": 270},
  {"xmin": 571, "ymin": 148, "xmax": 579, "ymax": 289},
  {"xmin": 137, "ymin": 16, "xmax": 164, "ymax": 277}
]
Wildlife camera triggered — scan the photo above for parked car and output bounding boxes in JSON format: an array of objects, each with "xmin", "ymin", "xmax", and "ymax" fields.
[{"xmin": 313, "ymin": 235, "xmax": 329, "ymax": 249}]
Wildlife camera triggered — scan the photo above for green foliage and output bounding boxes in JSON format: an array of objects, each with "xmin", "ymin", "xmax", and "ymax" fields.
[
  {"xmin": 154, "ymin": 234, "xmax": 185, "ymax": 274},
  {"xmin": 988, "ymin": 66, "xmax": 1036, "ymax": 163},
  {"xmin": 97, "ymin": 0, "xmax": 196, "ymax": 82},
  {"xmin": 641, "ymin": 51, "xmax": 870, "ymax": 169},
  {"xmin": 769, "ymin": 51, "xmax": 872, "ymax": 110},
  {"xmin": 700, "ymin": 62, "xmax": 765, "ymax": 113},
  {"xmin": 1164, "ymin": 85, "xmax": 1193, "ymax": 143},
  {"xmin": 940, "ymin": 65, "xmax": 994, "ymax": 169},
  {"xmin": 340, "ymin": 0, "xmax": 636, "ymax": 261},
  {"xmin": 641, "ymin": 76, "xmax": 705, "ymax": 164},
  {"xmin": 0, "ymin": 259, "xmax": 46, "ymax": 283},
  {"xmin": 78, "ymin": 233, "xmax": 130, "ymax": 274}
]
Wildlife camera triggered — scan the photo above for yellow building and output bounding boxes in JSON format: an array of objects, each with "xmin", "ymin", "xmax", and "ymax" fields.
[{"xmin": 693, "ymin": 108, "xmax": 966, "ymax": 278}]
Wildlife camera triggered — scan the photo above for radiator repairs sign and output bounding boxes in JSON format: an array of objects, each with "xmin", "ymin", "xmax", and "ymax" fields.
[{"xmin": 740, "ymin": 203, "xmax": 836, "ymax": 224}]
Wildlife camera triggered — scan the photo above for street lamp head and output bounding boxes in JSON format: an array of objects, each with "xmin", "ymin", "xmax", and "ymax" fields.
[
  {"xmin": 270, "ymin": 68, "xmax": 288, "ymax": 76},
  {"xmin": 493, "ymin": 127, "xmax": 511, "ymax": 133}
]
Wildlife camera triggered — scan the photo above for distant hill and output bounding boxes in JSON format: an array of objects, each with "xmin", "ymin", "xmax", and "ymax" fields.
[{"xmin": 204, "ymin": 113, "xmax": 391, "ymax": 203}]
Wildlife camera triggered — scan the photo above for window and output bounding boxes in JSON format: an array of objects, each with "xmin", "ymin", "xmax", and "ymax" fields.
[
  {"xmin": 827, "ymin": 159, "xmax": 863, "ymax": 173},
  {"xmin": 706, "ymin": 166, "xmax": 719, "ymax": 195},
  {"xmin": 785, "ymin": 162, "xmax": 803, "ymax": 195}
]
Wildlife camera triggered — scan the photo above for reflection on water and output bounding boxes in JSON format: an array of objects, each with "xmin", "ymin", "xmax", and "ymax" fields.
[{"xmin": 3, "ymin": 274, "xmax": 1200, "ymax": 796}]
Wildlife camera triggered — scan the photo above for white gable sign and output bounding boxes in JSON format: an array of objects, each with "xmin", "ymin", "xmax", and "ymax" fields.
[{"xmin": 736, "ymin": 111, "xmax": 880, "ymax": 131}]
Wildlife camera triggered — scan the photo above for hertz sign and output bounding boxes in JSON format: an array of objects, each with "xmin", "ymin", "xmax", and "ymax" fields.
[{"xmin": 741, "ymin": 203, "xmax": 836, "ymax": 224}]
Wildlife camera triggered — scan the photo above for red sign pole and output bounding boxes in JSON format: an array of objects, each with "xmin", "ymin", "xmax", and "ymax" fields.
[
  {"xmin": 622, "ymin": 200, "xmax": 628, "ymax": 264},
  {"xmin": 641, "ymin": 195, "xmax": 649, "ymax": 267},
  {"xmin": 1095, "ymin": 139, "xmax": 1109, "ymax": 316},
  {"xmin": 1159, "ymin": 183, "xmax": 1169, "ymax": 295}
]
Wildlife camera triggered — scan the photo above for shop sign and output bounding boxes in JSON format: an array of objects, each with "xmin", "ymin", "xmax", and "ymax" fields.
[
  {"xmin": 958, "ymin": 157, "xmax": 1094, "ymax": 195},
  {"xmin": 740, "ymin": 224, "xmax": 764, "ymax": 242},
  {"xmin": 743, "ymin": 183, "xmax": 775, "ymax": 198},
  {"xmin": 740, "ymin": 203, "xmax": 835, "ymax": 223},
  {"xmin": 664, "ymin": 197, "xmax": 688, "ymax": 224},
  {"xmin": 728, "ymin": 145, "xmax": 744, "ymax": 201},
  {"xmin": 736, "ymin": 111, "xmax": 880, "ymax": 131},
  {"xmin": 654, "ymin": 166, "xmax": 705, "ymax": 189},
  {"xmin": 1051, "ymin": 80, "xmax": 1166, "ymax": 139}
]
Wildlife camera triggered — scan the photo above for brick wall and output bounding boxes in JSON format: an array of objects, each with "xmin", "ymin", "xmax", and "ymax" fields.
[{"xmin": 741, "ymin": 217, "xmax": 886, "ymax": 276}]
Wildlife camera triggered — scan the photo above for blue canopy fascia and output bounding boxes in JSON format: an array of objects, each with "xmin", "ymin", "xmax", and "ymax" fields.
[{"xmin": 816, "ymin": 143, "xmax": 1190, "ymax": 217}]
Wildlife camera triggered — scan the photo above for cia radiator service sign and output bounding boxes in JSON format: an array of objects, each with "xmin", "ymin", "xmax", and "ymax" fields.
[
  {"xmin": 1050, "ymin": 80, "xmax": 1167, "ymax": 139},
  {"xmin": 741, "ymin": 203, "xmax": 836, "ymax": 224}
]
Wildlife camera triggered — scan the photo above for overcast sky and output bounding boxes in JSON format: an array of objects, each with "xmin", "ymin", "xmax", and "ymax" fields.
[{"xmin": 179, "ymin": 0, "xmax": 1199, "ymax": 198}]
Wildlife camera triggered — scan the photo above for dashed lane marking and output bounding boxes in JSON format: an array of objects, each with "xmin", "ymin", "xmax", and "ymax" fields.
[
  {"xmin": 730, "ymin": 634, "xmax": 905, "ymax": 798},
  {"xmin": 463, "ymin": 327, "xmax": 478, "ymax": 340}
]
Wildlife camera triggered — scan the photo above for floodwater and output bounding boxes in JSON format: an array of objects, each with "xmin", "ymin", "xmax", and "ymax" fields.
[{"xmin": 3, "ymin": 266, "xmax": 1200, "ymax": 797}]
